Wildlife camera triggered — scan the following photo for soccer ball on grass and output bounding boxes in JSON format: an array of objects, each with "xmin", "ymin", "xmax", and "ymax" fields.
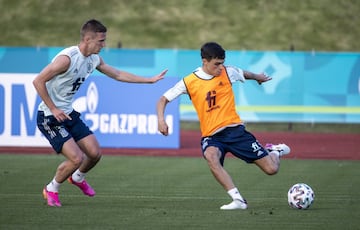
[{"xmin": 287, "ymin": 183, "xmax": 315, "ymax": 209}]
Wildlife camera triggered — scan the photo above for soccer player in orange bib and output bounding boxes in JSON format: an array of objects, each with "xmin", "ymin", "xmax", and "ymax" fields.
[{"xmin": 157, "ymin": 42, "xmax": 290, "ymax": 210}]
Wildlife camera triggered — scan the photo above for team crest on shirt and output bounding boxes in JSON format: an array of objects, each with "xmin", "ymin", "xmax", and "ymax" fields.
[{"xmin": 87, "ymin": 62, "xmax": 93, "ymax": 73}]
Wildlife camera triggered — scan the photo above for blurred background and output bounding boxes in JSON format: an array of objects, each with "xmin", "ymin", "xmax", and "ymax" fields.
[{"xmin": 0, "ymin": 0, "xmax": 359, "ymax": 51}]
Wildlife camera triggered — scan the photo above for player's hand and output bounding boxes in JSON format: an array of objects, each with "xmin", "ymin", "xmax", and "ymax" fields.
[
  {"xmin": 149, "ymin": 69, "xmax": 168, "ymax": 83},
  {"xmin": 256, "ymin": 73, "xmax": 272, "ymax": 85},
  {"xmin": 158, "ymin": 120, "xmax": 169, "ymax": 136},
  {"xmin": 51, "ymin": 107, "xmax": 72, "ymax": 122}
]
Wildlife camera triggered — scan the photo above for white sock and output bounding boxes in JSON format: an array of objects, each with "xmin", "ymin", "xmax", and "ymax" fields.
[
  {"xmin": 46, "ymin": 178, "xmax": 61, "ymax": 193},
  {"xmin": 71, "ymin": 169, "xmax": 86, "ymax": 183},
  {"xmin": 227, "ymin": 187, "xmax": 244, "ymax": 201}
]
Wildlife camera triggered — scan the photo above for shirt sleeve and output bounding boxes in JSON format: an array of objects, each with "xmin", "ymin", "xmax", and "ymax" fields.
[
  {"xmin": 163, "ymin": 79, "xmax": 187, "ymax": 102},
  {"xmin": 226, "ymin": 66, "xmax": 245, "ymax": 83}
]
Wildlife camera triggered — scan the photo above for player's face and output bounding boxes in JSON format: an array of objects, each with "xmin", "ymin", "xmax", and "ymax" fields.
[
  {"xmin": 88, "ymin": 32, "xmax": 106, "ymax": 54},
  {"xmin": 202, "ymin": 58, "xmax": 224, "ymax": 76}
]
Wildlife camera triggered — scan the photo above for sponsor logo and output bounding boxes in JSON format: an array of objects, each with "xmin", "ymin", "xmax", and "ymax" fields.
[{"xmin": 73, "ymin": 82, "xmax": 174, "ymax": 135}]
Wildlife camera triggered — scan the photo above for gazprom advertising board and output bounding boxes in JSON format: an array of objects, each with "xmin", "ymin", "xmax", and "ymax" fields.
[
  {"xmin": 0, "ymin": 47, "xmax": 359, "ymax": 150},
  {"xmin": 0, "ymin": 73, "xmax": 180, "ymax": 148}
]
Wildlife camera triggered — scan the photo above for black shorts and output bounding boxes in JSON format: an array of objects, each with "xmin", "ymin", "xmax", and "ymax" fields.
[
  {"xmin": 201, "ymin": 125, "xmax": 268, "ymax": 165},
  {"xmin": 37, "ymin": 110, "xmax": 93, "ymax": 153}
]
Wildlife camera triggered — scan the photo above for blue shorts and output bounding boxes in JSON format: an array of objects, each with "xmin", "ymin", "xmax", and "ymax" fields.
[
  {"xmin": 200, "ymin": 125, "xmax": 268, "ymax": 165},
  {"xmin": 37, "ymin": 110, "xmax": 93, "ymax": 153}
]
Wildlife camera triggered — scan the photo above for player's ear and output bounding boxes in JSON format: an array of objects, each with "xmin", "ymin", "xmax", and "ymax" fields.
[
  {"xmin": 85, "ymin": 35, "xmax": 92, "ymax": 43},
  {"xmin": 202, "ymin": 58, "xmax": 208, "ymax": 65},
  {"xmin": 83, "ymin": 32, "xmax": 94, "ymax": 43}
]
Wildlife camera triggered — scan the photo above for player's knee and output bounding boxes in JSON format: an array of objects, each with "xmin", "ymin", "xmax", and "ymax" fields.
[
  {"xmin": 264, "ymin": 165, "xmax": 279, "ymax": 175},
  {"xmin": 205, "ymin": 152, "xmax": 221, "ymax": 169},
  {"xmin": 68, "ymin": 154, "xmax": 84, "ymax": 168},
  {"xmin": 91, "ymin": 151, "xmax": 102, "ymax": 162},
  {"xmin": 82, "ymin": 146, "xmax": 102, "ymax": 161},
  {"xmin": 85, "ymin": 145, "xmax": 102, "ymax": 161}
]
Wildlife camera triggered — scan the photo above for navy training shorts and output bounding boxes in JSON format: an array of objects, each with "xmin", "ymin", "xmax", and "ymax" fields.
[
  {"xmin": 37, "ymin": 110, "xmax": 93, "ymax": 153},
  {"xmin": 200, "ymin": 125, "xmax": 268, "ymax": 165}
]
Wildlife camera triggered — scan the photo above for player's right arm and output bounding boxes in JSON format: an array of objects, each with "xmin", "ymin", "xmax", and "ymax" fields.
[
  {"xmin": 33, "ymin": 55, "xmax": 72, "ymax": 122},
  {"xmin": 157, "ymin": 80, "xmax": 187, "ymax": 136},
  {"xmin": 157, "ymin": 96, "xmax": 170, "ymax": 136}
]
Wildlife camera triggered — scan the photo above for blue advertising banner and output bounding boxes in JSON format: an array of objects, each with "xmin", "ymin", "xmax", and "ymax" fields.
[
  {"xmin": 0, "ymin": 73, "xmax": 179, "ymax": 148},
  {"xmin": 72, "ymin": 76, "xmax": 180, "ymax": 148},
  {"xmin": 0, "ymin": 47, "xmax": 359, "ymax": 127}
]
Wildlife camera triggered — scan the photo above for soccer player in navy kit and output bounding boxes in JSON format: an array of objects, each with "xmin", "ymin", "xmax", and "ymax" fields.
[
  {"xmin": 157, "ymin": 42, "xmax": 290, "ymax": 210},
  {"xmin": 33, "ymin": 19, "xmax": 167, "ymax": 207}
]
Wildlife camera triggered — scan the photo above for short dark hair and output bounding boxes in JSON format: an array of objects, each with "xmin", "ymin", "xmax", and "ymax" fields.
[
  {"xmin": 200, "ymin": 42, "xmax": 225, "ymax": 60},
  {"xmin": 80, "ymin": 19, "xmax": 107, "ymax": 38}
]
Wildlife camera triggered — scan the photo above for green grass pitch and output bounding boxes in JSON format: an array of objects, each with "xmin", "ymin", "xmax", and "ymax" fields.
[{"xmin": 0, "ymin": 154, "xmax": 359, "ymax": 230}]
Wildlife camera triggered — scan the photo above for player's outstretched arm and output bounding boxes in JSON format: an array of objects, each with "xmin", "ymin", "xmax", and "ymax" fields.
[
  {"xmin": 243, "ymin": 70, "xmax": 272, "ymax": 85},
  {"xmin": 97, "ymin": 58, "xmax": 167, "ymax": 83}
]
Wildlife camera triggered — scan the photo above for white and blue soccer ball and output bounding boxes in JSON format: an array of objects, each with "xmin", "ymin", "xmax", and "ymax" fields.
[{"xmin": 287, "ymin": 183, "xmax": 315, "ymax": 209}]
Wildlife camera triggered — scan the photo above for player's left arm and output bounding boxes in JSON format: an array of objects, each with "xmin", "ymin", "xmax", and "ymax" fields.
[
  {"xmin": 243, "ymin": 70, "xmax": 272, "ymax": 85},
  {"xmin": 97, "ymin": 57, "xmax": 167, "ymax": 83}
]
